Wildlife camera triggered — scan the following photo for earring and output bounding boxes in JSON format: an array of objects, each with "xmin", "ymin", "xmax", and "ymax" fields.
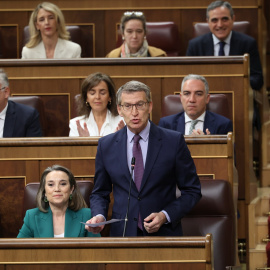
[
  {"xmin": 108, "ymin": 100, "xmax": 111, "ymax": 105},
  {"xmin": 69, "ymin": 194, "xmax": 73, "ymax": 201},
  {"xmin": 86, "ymin": 101, "xmax": 90, "ymax": 107},
  {"xmin": 44, "ymin": 196, "xmax": 48, "ymax": 203},
  {"xmin": 122, "ymin": 36, "xmax": 125, "ymax": 40}
]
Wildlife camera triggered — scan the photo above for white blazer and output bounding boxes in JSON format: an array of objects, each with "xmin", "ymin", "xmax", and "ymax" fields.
[{"xmin": 21, "ymin": 38, "xmax": 81, "ymax": 59}]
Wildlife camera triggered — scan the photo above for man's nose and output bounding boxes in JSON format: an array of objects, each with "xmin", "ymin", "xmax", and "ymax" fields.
[
  {"xmin": 189, "ymin": 94, "xmax": 196, "ymax": 102},
  {"xmin": 217, "ymin": 19, "xmax": 223, "ymax": 27}
]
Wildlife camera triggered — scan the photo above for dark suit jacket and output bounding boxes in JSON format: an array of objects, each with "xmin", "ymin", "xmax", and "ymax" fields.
[
  {"xmin": 90, "ymin": 122, "xmax": 201, "ymax": 237},
  {"xmin": 17, "ymin": 207, "xmax": 100, "ymax": 238},
  {"xmin": 186, "ymin": 31, "xmax": 263, "ymax": 90},
  {"xmin": 3, "ymin": 100, "xmax": 42, "ymax": 137},
  {"xmin": 158, "ymin": 111, "xmax": 233, "ymax": 135}
]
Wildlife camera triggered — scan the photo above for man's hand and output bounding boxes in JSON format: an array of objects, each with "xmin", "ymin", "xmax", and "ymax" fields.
[
  {"xmin": 76, "ymin": 120, "xmax": 90, "ymax": 137},
  {"xmin": 191, "ymin": 128, "xmax": 211, "ymax": 135},
  {"xmin": 85, "ymin": 216, "xmax": 105, "ymax": 234},
  {"xmin": 143, "ymin": 212, "xmax": 167, "ymax": 234}
]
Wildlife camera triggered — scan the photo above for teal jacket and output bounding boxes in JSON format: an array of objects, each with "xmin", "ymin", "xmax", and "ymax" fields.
[{"xmin": 17, "ymin": 207, "xmax": 100, "ymax": 238}]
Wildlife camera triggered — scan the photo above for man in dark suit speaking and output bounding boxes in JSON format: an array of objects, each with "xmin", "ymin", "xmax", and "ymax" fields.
[
  {"xmin": 159, "ymin": 74, "xmax": 232, "ymax": 135},
  {"xmin": 186, "ymin": 1, "xmax": 263, "ymax": 91},
  {"xmin": 0, "ymin": 69, "xmax": 42, "ymax": 137},
  {"xmin": 85, "ymin": 80, "xmax": 201, "ymax": 236}
]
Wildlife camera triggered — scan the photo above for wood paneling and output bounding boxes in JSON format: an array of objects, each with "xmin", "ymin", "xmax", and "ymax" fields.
[
  {"xmin": 0, "ymin": 235, "xmax": 213, "ymax": 270},
  {"xmin": 0, "ymin": 0, "xmax": 264, "ymax": 58}
]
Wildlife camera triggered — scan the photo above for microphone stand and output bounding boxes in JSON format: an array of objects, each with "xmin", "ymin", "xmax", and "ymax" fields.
[{"xmin": 123, "ymin": 157, "xmax": 135, "ymax": 237}]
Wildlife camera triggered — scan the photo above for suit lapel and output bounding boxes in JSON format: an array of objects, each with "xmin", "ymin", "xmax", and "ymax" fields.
[
  {"xmin": 54, "ymin": 39, "xmax": 64, "ymax": 58},
  {"xmin": 3, "ymin": 101, "xmax": 15, "ymax": 137},
  {"xmin": 204, "ymin": 111, "xmax": 216, "ymax": 134},
  {"xmin": 229, "ymin": 31, "xmax": 240, "ymax": 55},
  {"xmin": 205, "ymin": 33, "xmax": 215, "ymax": 55},
  {"xmin": 35, "ymin": 208, "xmax": 54, "ymax": 237},
  {"xmin": 176, "ymin": 113, "xmax": 185, "ymax": 134},
  {"xmin": 140, "ymin": 123, "xmax": 162, "ymax": 191},
  {"xmin": 65, "ymin": 208, "xmax": 82, "ymax": 237},
  {"xmin": 116, "ymin": 127, "xmax": 131, "ymax": 181}
]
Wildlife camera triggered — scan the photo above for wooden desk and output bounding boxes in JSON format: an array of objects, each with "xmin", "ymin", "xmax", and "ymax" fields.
[{"xmin": 0, "ymin": 235, "xmax": 213, "ymax": 270}]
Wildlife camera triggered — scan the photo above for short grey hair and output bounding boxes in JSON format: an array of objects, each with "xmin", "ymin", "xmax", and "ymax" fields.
[
  {"xmin": 206, "ymin": 1, "xmax": 234, "ymax": 20},
  {"xmin": 0, "ymin": 69, "xmax": 9, "ymax": 89},
  {"xmin": 181, "ymin": 74, "xmax": 209, "ymax": 94},
  {"xmin": 116, "ymin": 80, "xmax": 151, "ymax": 105}
]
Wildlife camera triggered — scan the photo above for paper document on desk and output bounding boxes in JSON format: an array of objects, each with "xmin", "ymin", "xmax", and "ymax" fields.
[{"xmin": 81, "ymin": 219, "xmax": 124, "ymax": 227}]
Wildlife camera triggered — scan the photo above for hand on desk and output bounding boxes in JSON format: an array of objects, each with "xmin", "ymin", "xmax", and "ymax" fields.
[
  {"xmin": 143, "ymin": 212, "xmax": 167, "ymax": 234},
  {"xmin": 85, "ymin": 215, "xmax": 105, "ymax": 234}
]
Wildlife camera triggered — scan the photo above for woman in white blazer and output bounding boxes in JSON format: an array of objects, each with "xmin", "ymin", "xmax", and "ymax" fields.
[
  {"xmin": 69, "ymin": 73, "xmax": 125, "ymax": 137},
  {"xmin": 21, "ymin": 2, "xmax": 81, "ymax": 59}
]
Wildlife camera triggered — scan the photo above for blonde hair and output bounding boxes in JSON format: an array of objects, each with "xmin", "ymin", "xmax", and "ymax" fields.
[{"xmin": 26, "ymin": 2, "xmax": 70, "ymax": 48}]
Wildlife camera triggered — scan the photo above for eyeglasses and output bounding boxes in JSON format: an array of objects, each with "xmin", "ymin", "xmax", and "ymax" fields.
[
  {"xmin": 120, "ymin": 101, "xmax": 148, "ymax": 111},
  {"xmin": 124, "ymin": 11, "xmax": 144, "ymax": 17}
]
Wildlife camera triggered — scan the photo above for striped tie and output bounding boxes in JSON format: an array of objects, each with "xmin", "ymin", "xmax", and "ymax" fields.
[{"xmin": 189, "ymin": 120, "xmax": 199, "ymax": 135}]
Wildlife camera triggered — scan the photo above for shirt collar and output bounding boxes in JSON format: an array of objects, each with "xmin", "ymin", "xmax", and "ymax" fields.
[
  {"xmin": 127, "ymin": 120, "xmax": 150, "ymax": 143},
  {"xmin": 212, "ymin": 31, "xmax": 232, "ymax": 46},
  {"xmin": 184, "ymin": 111, "xmax": 206, "ymax": 124},
  {"xmin": 0, "ymin": 102, "xmax": 8, "ymax": 120}
]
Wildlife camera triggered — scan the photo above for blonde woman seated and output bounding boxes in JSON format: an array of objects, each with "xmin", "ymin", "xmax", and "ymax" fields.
[
  {"xmin": 18, "ymin": 165, "xmax": 99, "ymax": 238},
  {"xmin": 69, "ymin": 72, "xmax": 124, "ymax": 137},
  {"xmin": 106, "ymin": 11, "xmax": 166, "ymax": 58},
  {"xmin": 22, "ymin": 2, "xmax": 81, "ymax": 59}
]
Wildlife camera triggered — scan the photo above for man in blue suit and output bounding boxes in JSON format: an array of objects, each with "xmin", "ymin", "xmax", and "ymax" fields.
[
  {"xmin": 85, "ymin": 80, "xmax": 201, "ymax": 236},
  {"xmin": 159, "ymin": 74, "xmax": 232, "ymax": 135},
  {"xmin": 0, "ymin": 69, "xmax": 42, "ymax": 137},
  {"xmin": 186, "ymin": 1, "xmax": 263, "ymax": 91}
]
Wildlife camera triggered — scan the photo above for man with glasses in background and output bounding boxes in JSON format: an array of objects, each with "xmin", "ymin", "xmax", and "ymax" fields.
[
  {"xmin": 0, "ymin": 69, "xmax": 42, "ymax": 137},
  {"xmin": 85, "ymin": 80, "xmax": 201, "ymax": 236}
]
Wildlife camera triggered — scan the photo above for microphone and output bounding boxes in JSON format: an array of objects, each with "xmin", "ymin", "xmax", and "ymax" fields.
[{"xmin": 123, "ymin": 157, "xmax": 135, "ymax": 237}]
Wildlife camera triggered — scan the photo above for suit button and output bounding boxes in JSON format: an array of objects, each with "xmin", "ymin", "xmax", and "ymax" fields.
[
  {"xmin": 138, "ymin": 197, "xmax": 141, "ymax": 201},
  {"xmin": 134, "ymin": 218, "xmax": 138, "ymax": 221}
]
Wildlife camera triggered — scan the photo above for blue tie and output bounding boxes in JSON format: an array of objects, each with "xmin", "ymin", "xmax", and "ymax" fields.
[
  {"xmin": 132, "ymin": 134, "xmax": 144, "ymax": 231},
  {"xmin": 218, "ymin": 41, "xmax": 225, "ymax": 56}
]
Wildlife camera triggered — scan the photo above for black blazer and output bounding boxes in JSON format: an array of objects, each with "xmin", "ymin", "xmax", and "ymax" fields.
[
  {"xmin": 3, "ymin": 100, "xmax": 42, "ymax": 137},
  {"xmin": 186, "ymin": 31, "xmax": 263, "ymax": 90}
]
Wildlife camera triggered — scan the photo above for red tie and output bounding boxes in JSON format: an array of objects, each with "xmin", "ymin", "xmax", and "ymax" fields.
[{"xmin": 132, "ymin": 134, "xmax": 144, "ymax": 230}]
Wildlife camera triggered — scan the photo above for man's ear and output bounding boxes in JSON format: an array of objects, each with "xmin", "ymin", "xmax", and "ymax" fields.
[
  {"xmin": 206, "ymin": 94, "xmax": 210, "ymax": 104},
  {"xmin": 117, "ymin": 105, "xmax": 123, "ymax": 116},
  {"xmin": 4, "ymin": 87, "xmax": 10, "ymax": 98}
]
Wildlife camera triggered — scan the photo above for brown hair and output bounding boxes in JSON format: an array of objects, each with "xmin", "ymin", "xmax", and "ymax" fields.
[
  {"xmin": 36, "ymin": 164, "xmax": 87, "ymax": 212},
  {"xmin": 77, "ymin": 72, "xmax": 118, "ymax": 117},
  {"xmin": 120, "ymin": 11, "xmax": 146, "ymax": 34}
]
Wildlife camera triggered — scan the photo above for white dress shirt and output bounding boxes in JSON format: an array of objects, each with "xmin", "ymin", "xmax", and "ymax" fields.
[
  {"xmin": 69, "ymin": 109, "xmax": 123, "ymax": 137},
  {"xmin": 184, "ymin": 111, "xmax": 206, "ymax": 135},
  {"xmin": 212, "ymin": 32, "xmax": 232, "ymax": 56},
  {"xmin": 0, "ymin": 103, "xmax": 8, "ymax": 138}
]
